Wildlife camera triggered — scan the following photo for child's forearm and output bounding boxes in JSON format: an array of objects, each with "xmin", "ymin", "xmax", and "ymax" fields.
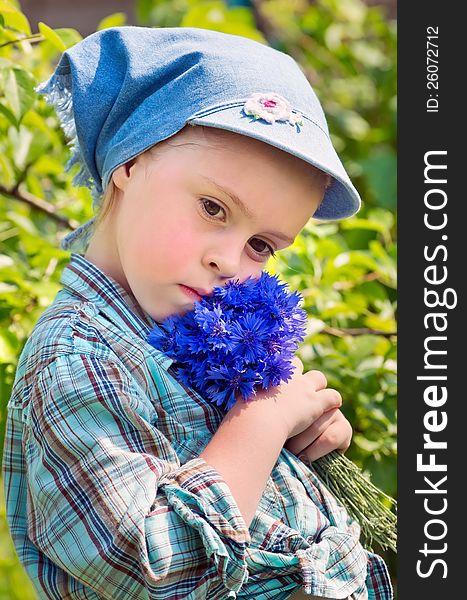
[{"xmin": 200, "ymin": 398, "xmax": 288, "ymax": 528}]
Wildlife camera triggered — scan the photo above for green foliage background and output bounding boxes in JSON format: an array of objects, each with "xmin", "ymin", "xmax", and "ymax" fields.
[{"xmin": 0, "ymin": 0, "xmax": 396, "ymax": 597}]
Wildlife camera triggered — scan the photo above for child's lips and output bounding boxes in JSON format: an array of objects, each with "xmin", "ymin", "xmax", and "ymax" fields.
[{"xmin": 179, "ymin": 285, "xmax": 209, "ymax": 301}]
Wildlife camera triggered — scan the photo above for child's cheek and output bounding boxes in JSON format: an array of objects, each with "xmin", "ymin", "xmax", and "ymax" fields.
[
  {"xmin": 139, "ymin": 222, "xmax": 199, "ymax": 274},
  {"xmin": 166, "ymin": 229, "xmax": 200, "ymax": 270}
]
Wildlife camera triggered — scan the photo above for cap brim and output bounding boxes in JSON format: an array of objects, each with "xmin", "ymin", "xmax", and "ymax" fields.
[{"xmin": 189, "ymin": 107, "xmax": 361, "ymax": 220}]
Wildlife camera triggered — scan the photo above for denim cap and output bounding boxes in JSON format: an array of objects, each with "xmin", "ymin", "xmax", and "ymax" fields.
[{"xmin": 37, "ymin": 26, "xmax": 361, "ymax": 252}]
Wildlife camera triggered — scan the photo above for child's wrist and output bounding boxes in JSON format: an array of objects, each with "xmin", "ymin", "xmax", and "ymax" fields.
[{"xmin": 225, "ymin": 395, "xmax": 290, "ymax": 442}]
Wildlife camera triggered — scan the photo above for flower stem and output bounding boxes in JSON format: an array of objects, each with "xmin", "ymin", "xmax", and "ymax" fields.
[{"xmin": 306, "ymin": 450, "xmax": 397, "ymax": 553}]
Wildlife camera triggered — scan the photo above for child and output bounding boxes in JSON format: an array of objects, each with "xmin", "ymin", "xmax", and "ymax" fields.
[{"xmin": 2, "ymin": 27, "xmax": 392, "ymax": 599}]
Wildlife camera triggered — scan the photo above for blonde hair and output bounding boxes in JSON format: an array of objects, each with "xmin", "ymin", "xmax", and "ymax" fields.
[{"xmin": 95, "ymin": 181, "xmax": 117, "ymax": 226}]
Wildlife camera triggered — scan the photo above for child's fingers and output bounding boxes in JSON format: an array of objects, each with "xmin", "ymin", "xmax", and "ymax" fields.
[
  {"xmin": 286, "ymin": 390, "xmax": 342, "ymax": 446},
  {"xmin": 284, "ymin": 407, "xmax": 340, "ymax": 455},
  {"xmin": 291, "ymin": 356, "xmax": 304, "ymax": 374},
  {"xmin": 297, "ymin": 417, "xmax": 353, "ymax": 463},
  {"xmin": 304, "ymin": 369, "xmax": 328, "ymax": 391},
  {"xmin": 316, "ymin": 387, "xmax": 342, "ymax": 411}
]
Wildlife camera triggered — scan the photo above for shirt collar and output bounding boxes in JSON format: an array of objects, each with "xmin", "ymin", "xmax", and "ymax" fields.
[{"xmin": 60, "ymin": 254, "xmax": 173, "ymax": 369}]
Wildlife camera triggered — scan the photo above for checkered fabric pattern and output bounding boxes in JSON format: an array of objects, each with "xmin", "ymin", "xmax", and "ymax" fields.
[{"xmin": 2, "ymin": 254, "xmax": 392, "ymax": 599}]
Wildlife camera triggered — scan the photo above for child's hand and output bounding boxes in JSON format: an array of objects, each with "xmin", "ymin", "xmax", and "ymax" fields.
[
  {"xmin": 206, "ymin": 356, "xmax": 347, "ymax": 527},
  {"xmin": 253, "ymin": 357, "xmax": 344, "ymax": 442},
  {"xmin": 284, "ymin": 406, "xmax": 352, "ymax": 462},
  {"xmin": 280, "ymin": 358, "xmax": 352, "ymax": 461}
]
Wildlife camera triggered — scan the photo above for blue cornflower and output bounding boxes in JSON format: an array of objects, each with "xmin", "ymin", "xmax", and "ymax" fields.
[
  {"xmin": 258, "ymin": 353, "xmax": 295, "ymax": 389},
  {"xmin": 148, "ymin": 319, "xmax": 179, "ymax": 353},
  {"xmin": 205, "ymin": 360, "xmax": 259, "ymax": 409},
  {"xmin": 147, "ymin": 271, "xmax": 307, "ymax": 411},
  {"xmin": 214, "ymin": 278, "xmax": 253, "ymax": 309},
  {"xmin": 229, "ymin": 313, "xmax": 269, "ymax": 362},
  {"xmin": 194, "ymin": 303, "xmax": 231, "ymax": 350}
]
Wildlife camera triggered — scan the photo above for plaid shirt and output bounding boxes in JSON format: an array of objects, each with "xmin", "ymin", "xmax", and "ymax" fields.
[{"xmin": 2, "ymin": 254, "xmax": 393, "ymax": 599}]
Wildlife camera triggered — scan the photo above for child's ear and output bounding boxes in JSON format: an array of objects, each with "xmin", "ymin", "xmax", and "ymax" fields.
[{"xmin": 111, "ymin": 159, "xmax": 137, "ymax": 191}]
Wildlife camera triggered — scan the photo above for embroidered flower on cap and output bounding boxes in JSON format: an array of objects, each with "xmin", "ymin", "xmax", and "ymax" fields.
[{"xmin": 243, "ymin": 92, "xmax": 303, "ymax": 127}]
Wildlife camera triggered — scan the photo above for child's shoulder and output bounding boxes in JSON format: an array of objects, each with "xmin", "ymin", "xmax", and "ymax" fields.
[
  {"xmin": 17, "ymin": 291, "xmax": 110, "ymax": 374},
  {"xmin": 10, "ymin": 255, "xmax": 174, "ymax": 412},
  {"xmin": 15, "ymin": 284, "xmax": 169, "ymax": 387},
  {"xmin": 8, "ymin": 282, "xmax": 176, "ymax": 424}
]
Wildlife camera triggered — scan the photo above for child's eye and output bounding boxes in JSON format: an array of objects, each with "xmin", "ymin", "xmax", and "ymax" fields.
[
  {"xmin": 201, "ymin": 198, "xmax": 226, "ymax": 220},
  {"xmin": 248, "ymin": 237, "xmax": 276, "ymax": 259}
]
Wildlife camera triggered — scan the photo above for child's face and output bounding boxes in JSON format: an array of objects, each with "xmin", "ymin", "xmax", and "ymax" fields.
[{"xmin": 94, "ymin": 127, "xmax": 325, "ymax": 322}]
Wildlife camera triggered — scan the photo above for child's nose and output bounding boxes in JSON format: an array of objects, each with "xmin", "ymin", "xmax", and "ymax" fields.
[{"xmin": 203, "ymin": 245, "xmax": 242, "ymax": 279}]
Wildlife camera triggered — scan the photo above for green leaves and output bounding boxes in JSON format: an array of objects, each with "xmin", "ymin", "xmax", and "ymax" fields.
[
  {"xmin": 0, "ymin": 66, "xmax": 36, "ymax": 123},
  {"xmin": 97, "ymin": 12, "xmax": 128, "ymax": 30},
  {"xmin": 180, "ymin": 1, "xmax": 265, "ymax": 41},
  {"xmin": 0, "ymin": 0, "xmax": 31, "ymax": 35},
  {"xmin": 360, "ymin": 148, "xmax": 397, "ymax": 211},
  {"xmin": 37, "ymin": 22, "xmax": 81, "ymax": 53},
  {"xmin": 38, "ymin": 22, "xmax": 66, "ymax": 52}
]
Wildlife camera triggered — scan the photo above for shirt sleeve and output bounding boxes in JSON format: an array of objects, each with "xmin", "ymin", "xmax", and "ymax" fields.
[{"xmin": 24, "ymin": 353, "xmax": 250, "ymax": 599}]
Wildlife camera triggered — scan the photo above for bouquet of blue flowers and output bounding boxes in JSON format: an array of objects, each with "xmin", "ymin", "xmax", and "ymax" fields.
[
  {"xmin": 149, "ymin": 273, "xmax": 307, "ymax": 410},
  {"xmin": 148, "ymin": 272, "xmax": 396, "ymax": 552}
]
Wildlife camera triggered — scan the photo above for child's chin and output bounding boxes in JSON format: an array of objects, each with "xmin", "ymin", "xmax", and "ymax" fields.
[{"xmin": 152, "ymin": 305, "xmax": 192, "ymax": 323}]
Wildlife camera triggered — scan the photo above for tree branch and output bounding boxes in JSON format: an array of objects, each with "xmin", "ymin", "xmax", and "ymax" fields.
[
  {"xmin": 0, "ymin": 184, "xmax": 79, "ymax": 230},
  {"xmin": 249, "ymin": 0, "xmax": 324, "ymax": 85},
  {"xmin": 322, "ymin": 325, "xmax": 396, "ymax": 338},
  {"xmin": 250, "ymin": 0, "xmax": 281, "ymax": 46},
  {"xmin": 0, "ymin": 34, "xmax": 44, "ymax": 49}
]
